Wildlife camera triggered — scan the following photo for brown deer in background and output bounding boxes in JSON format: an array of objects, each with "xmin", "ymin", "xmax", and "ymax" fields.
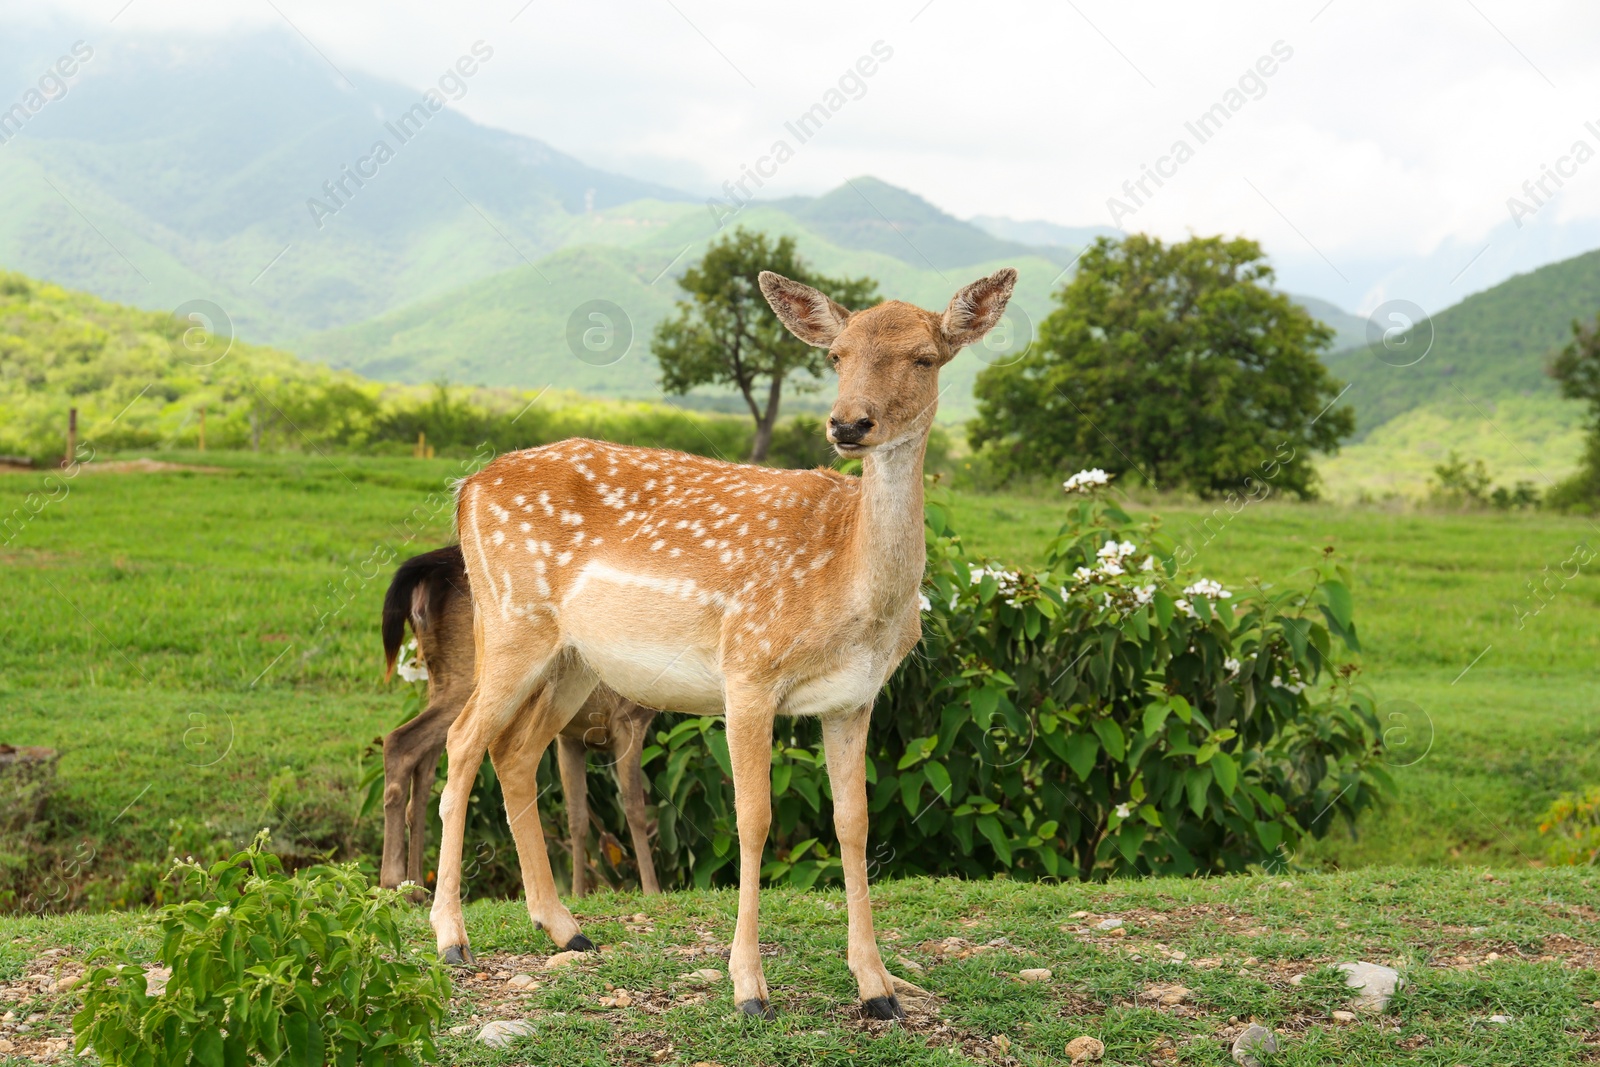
[
  {"xmin": 379, "ymin": 545, "xmax": 660, "ymax": 898},
  {"xmin": 427, "ymin": 268, "xmax": 1017, "ymax": 1020}
]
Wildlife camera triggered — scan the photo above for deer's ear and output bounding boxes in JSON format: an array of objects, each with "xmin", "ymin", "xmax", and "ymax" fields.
[
  {"xmin": 759, "ymin": 272, "xmax": 852, "ymax": 347},
  {"xmin": 941, "ymin": 268, "xmax": 1018, "ymax": 351}
]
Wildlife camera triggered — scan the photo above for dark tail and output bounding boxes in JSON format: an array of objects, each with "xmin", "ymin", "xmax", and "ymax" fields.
[{"xmin": 382, "ymin": 545, "xmax": 466, "ymax": 680}]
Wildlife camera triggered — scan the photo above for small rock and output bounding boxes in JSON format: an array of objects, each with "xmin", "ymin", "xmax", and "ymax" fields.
[
  {"xmin": 478, "ymin": 1019, "xmax": 537, "ymax": 1048},
  {"xmin": 1289, "ymin": 973, "xmax": 1306, "ymax": 986},
  {"xmin": 896, "ymin": 955, "xmax": 924, "ymax": 973},
  {"xmin": 1170, "ymin": 950, "xmax": 1187, "ymax": 961},
  {"xmin": 1019, "ymin": 968, "xmax": 1053, "ymax": 982},
  {"xmin": 447, "ymin": 1024, "xmax": 472, "ymax": 1035},
  {"xmin": 991, "ymin": 1034, "xmax": 1012, "ymax": 1053},
  {"xmin": 53, "ymin": 975, "xmax": 77, "ymax": 992},
  {"xmin": 685, "ymin": 967, "xmax": 723, "ymax": 984},
  {"xmin": 0, "ymin": 1039, "xmax": 14, "ymax": 1054},
  {"xmin": 1231, "ymin": 1023, "xmax": 1279, "ymax": 1067},
  {"xmin": 543, "ymin": 950, "xmax": 586, "ymax": 971},
  {"xmin": 891, "ymin": 975, "xmax": 932, "ymax": 1001},
  {"xmin": 505, "ymin": 973, "xmax": 536, "ymax": 989},
  {"xmin": 1489, "ymin": 1014, "xmax": 1512, "ymax": 1024},
  {"xmin": 1065, "ymin": 1035, "xmax": 1104, "ymax": 1063},
  {"xmin": 1336, "ymin": 961, "xmax": 1403, "ymax": 1011},
  {"xmin": 1094, "ymin": 918, "xmax": 1123, "ymax": 931},
  {"xmin": 1069, "ymin": 910, "xmax": 1091, "ymax": 919},
  {"xmin": 1109, "ymin": 927, "xmax": 1127, "ymax": 938},
  {"xmin": 1142, "ymin": 983, "xmax": 1191, "ymax": 1007},
  {"xmin": 632, "ymin": 913, "xmax": 649, "ymax": 922},
  {"xmin": 1485, "ymin": 951, "xmax": 1500, "ymax": 962},
  {"xmin": 144, "ymin": 966, "xmax": 172, "ymax": 997},
  {"xmin": 1331, "ymin": 1010, "xmax": 1357, "ymax": 1024}
]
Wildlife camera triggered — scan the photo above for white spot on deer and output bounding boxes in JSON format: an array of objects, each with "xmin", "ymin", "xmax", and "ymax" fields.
[
  {"xmin": 514, "ymin": 495, "xmax": 526, "ymax": 506},
  {"xmin": 651, "ymin": 539, "xmax": 666, "ymax": 551},
  {"xmin": 560, "ymin": 511, "xmax": 584, "ymax": 526},
  {"xmin": 491, "ymin": 530, "xmax": 506, "ymax": 546},
  {"xmin": 574, "ymin": 531, "xmax": 586, "ymax": 544},
  {"xmin": 557, "ymin": 550, "xmax": 574, "ymax": 566},
  {"xmin": 490, "ymin": 503, "xmax": 510, "ymax": 523},
  {"xmin": 520, "ymin": 522, "xmax": 531, "ymax": 533}
]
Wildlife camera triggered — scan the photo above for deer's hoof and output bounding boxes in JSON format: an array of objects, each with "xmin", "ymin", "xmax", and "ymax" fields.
[
  {"xmin": 441, "ymin": 944, "xmax": 476, "ymax": 968},
  {"xmin": 862, "ymin": 994, "xmax": 906, "ymax": 1021},
  {"xmin": 564, "ymin": 933, "xmax": 597, "ymax": 953},
  {"xmin": 737, "ymin": 998, "xmax": 776, "ymax": 1021}
]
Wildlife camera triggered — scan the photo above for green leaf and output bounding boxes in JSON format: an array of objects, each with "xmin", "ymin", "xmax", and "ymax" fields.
[
  {"xmin": 1064, "ymin": 732, "xmax": 1100, "ymax": 782},
  {"xmin": 975, "ymin": 814, "xmax": 1012, "ymax": 864},
  {"xmin": 706, "ymin": 729, "xmax": 733, "ymax": 780},
  {"xmin": 1142, "ymin": 700, "xmax": 1171, "ymax": 738},
  {"xmin": 1320, "ymin": 579, "xmax": 1353, "ymax": 629},
  {"xmin": 924, "ymin": 761, "xmax": 953, "ymax": 803},
  {"xmin": 771, "ymin": 763, "xmax": 793, "ymax": 797},
  {"xmin": 1091, "ymin": 718, "xmax": 1126, "ymax": 761},
  {"xmin": 1186, "ymin": 766, "xmax": 1213, "ymax": 817},
  {"xmin": 1211, "ymin": 751, "xmax": 1238, "ymax": 797}
]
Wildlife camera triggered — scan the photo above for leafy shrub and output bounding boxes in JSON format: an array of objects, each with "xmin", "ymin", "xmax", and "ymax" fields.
[
  {"xmin": 637, "ymin": 475, "xmax": 1390, "ymax": 885},
  {"xmin": 74, "ymin": 832, "xmax": 449, "ymax": 1067},
  {"xmin": 1430, "ymin": 451, "xmax": 1540, "ymax": 510},
  {"xmin": 1538, "ymin": 787, "xmax": 1600, "ymax": 865}
]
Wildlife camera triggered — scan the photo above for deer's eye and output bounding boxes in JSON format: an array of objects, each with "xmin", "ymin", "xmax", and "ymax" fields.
[
  {"xmin": 829, "ymin": 353, "xmax": 842, "ymax": 368},
  {"xmin": 913, "ymin": 356, "xmax": 936, "ymax": 369}
]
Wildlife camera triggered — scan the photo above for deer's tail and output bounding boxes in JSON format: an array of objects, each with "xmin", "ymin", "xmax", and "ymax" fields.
[{"xmin": 382, "ymin": 545, "xmax": 466, "ymax": 680}]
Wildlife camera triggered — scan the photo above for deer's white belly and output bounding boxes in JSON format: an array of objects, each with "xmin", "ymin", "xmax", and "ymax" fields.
[{"xmin": 780, "ymin": 655, "xmax": 888, "ymax": 718}]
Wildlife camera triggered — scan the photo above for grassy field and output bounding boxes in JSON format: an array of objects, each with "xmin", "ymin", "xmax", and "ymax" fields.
[
  {"xmin": 5, "ymin": 867, "xmax": 1600, "ymax": 1064},
  {"xmin": 5, "ymin": 450, "xmax": 1600, "ymax": 1063},
  {"xmin": 3, "ymin": 451, "xmax": 1599, "ymax": 901}
]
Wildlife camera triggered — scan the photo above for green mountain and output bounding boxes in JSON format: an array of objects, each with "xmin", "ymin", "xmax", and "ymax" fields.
[
  {"xmin": 302, "ymin": 199, "xmax": 1072, "ymax": 421},
  {"xmin": 1325, "ymin": 249, "xmax": 1600, "ymax": 438}
]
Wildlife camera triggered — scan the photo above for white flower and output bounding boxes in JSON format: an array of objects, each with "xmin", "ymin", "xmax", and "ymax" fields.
[
  {"xmin": 1099, "ymin": 559, "xmax": 1125, "ymax": 577},
  {"xmin": 1062, "ymin": 468, "xmax": 1111, "ymax": 493},
  {"xmin": 1114, "ymin": 802, "xmax": 1133, "ymax": 819},
  {"xmin": 1097, "ymin": 539, "xmax": 1137, "ymax": 561},
  {"xmin": 397, "ymin": 637, "xmax": 430, "ymax": 683},
  {"xmin": 1270, "ymin": 676, "xmax": 1307, "ymax": 695},
  {"xmin": 1223, "ymin": 657, "xmax": 1241, "ymax": 677},
  {"xmin": 918, "ymin": 593, "xmax": 932, "ymax": 612},
  {"xmin": 1174, "ymin": 598, "xmax": 1198, "ymax": 618},
  {"xmin": 1141, "ymin": 555, "xmax": 1156, "ymax": 572},
  {"xmin": 1183, "ymin": 578, "xmax": 1232, "ymax": 600},
  {"xmin": 214, "ymin": 905, "xmax": 231, "ymax": 917},
  {"xmin": 1072, "ymin": 566, "xmax": 1095, "ymax": 585},
  {"xmin": 1132, "ymin": 584, "xmax": 1156, "ymax": 606}
]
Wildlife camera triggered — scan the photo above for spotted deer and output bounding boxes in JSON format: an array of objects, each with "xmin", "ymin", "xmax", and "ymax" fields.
[
  {"xmin": 379, "ymin": 546, "xmax": 660, "ymax": 898},
  {"xmin": 430, "ymin": 269, "xmax": 1018, "ymax": 1020}
]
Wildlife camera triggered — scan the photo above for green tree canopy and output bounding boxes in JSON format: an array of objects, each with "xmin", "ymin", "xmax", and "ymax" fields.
[
  {"xmin": 969, "ymin": 234, "xmax": 1355, "ymax": 499},
  {"xmin": 1546, "ymin": 313, "xmax": 1600, "ymax": 509},
  {"xmin": 651, "ymin": 228, "xmax": 877, "ymax": 462}
]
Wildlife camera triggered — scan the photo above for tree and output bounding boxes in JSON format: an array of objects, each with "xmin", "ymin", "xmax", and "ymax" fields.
[
  {"xmin": 969, "ymin": 234, "xmax": 1355, "ymax": 499},
  {"xmin": 652, "ymin": 228, "xmax": 877, "ymax": 462},
  {"xmin": 1546, "ymin": 313, "xmax": 1600, "ymax": 509}
]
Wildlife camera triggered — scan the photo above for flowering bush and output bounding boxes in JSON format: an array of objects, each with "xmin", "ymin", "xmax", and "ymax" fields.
[
  {"xmin": 634, "ymin": 473, "xmax": 1389, "ymax": 885},
  {"xmin": 874, "ymin": 473, "xmax": 1388, "ymax": 878}
]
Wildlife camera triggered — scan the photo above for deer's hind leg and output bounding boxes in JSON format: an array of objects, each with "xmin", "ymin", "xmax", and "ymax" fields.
[
  {"xmin": 492, "ymin": 654, "xmax": 600, "ymax": 951},
  {"xmin": 430, "ymin": 633, "xmax": 559, "ymax": 966}
]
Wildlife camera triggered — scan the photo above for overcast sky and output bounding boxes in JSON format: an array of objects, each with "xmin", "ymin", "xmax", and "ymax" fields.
[{"xmin": 17, "ymin": 0, "xmax": 1600, "ymax": 312}]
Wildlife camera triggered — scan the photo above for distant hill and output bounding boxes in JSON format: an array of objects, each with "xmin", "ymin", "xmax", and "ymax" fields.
[
  {"xmin": 1324, "ymin": 247, "xmax": 1600, "ymax": 439},
  {"xmin": 969, "ymin": 216, "xmax": 1120, "ymax": 251},
  {"xmin": 766, "ymin": 178, "xmax": 1075, "ymax": 271}
]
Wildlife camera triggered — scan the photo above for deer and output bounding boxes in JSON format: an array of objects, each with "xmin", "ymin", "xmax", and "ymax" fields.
[
  {"xmin": 428, "ymin": 268, "xmax": 1018, "ymax": 1021},
  {"xmin": 379, "ymin": 545, "xmax": 661, "ymax": 899}
]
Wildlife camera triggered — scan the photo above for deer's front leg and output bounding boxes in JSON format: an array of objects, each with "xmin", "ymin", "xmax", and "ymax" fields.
[
  {"xmin": 724, "ymin": 682, "xmax": 777, "ymax": 1019},
  {"xmin": 822, "ymin": 704, "xmax": 903, "ymax": 1020}
]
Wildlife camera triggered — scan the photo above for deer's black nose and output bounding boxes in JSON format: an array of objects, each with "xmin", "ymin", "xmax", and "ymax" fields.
[{"xmin": 829, "ymin": 417, "xmax": 875, "ymax": 444}]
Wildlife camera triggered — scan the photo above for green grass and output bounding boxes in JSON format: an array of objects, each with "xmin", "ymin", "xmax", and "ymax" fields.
[
  {"xmin": 7, "ymin": 451, "xmax": 1600, "ymax": 1062},
  {"xmin": 5, "ymin": 454, "xmax": 1600, "ymax": 902},
  {"xmin": 5, "ymin": 868, "xmax": 1600, "ymax": 1064}
]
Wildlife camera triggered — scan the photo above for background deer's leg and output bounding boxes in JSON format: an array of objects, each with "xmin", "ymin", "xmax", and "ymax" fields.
[
  {"xmin": 406, "ymin": 737, "xmax": 445, "ymax": 900},
  {"xmin": 381, "ymin": 700, "xmax": 451, "ymax": 891},
  {"xmin": 724, "ymin": 680, "xmax": 777, "ymax": 1018},
  {"xmin": 615, "ymin": 705, "xmax": 660, "ymax": 895},
  {"xmin": 822, "ymin": 704, "xmax": 903, "ymax": 1020},
  {"xmin": 492, "ymin": 660, "xmax": 599, "ymax": 951},
  {"xmin": 556, "ymin": 735, "xmax": 590, "ymax": 898}
]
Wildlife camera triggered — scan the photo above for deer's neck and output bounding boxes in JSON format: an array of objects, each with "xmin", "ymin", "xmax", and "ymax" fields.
[{"xmin": 847, "ymin": 432, "xmax": 928, "ymax": 619}]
